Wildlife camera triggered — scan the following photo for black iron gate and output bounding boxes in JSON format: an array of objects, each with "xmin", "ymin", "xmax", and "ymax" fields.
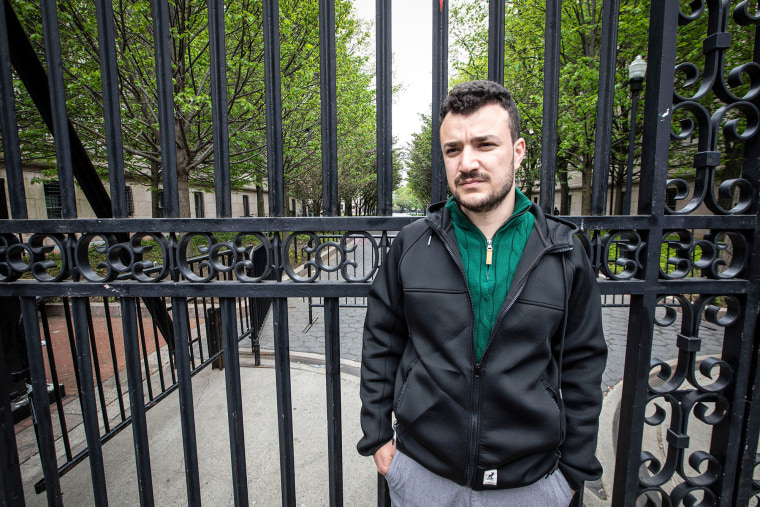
[{"xmin": 0, "ymin": 0, "xmax": 759, "ymax": 506}]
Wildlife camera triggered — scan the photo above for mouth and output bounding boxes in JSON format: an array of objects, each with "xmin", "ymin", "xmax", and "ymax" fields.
[{"xmin": 457, "ymin": 178, "xmax": 486, "ymax": 188}]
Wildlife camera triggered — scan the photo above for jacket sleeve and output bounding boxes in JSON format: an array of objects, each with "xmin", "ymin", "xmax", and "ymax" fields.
[
  {"xmin": 557, "ymin": 238, "xmax": 608, "ymax": 491},
  {"xmin": 356, "ymin": 233, "xmax": 409, "ymax": 457}
]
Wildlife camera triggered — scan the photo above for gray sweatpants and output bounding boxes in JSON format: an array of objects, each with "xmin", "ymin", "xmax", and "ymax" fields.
[{"xmin": 384, "ymin": 450, "xmax": 573, "ymax": 507}]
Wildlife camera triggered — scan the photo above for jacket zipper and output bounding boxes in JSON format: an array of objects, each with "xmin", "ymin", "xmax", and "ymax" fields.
[
  {"xmin": 485, "ymin": 239, "xmax": 493, "ymax": 279},
  {"xmin": 427, "ymin": 215, "xmax": 573, "ymax": 486},
  {"xmin": 484, "ymin": 242, "xmax": 573, "ymax": 360},
  {"xmin": 429, "ymin": 223, "xmax": 481, "ymax": 487}
]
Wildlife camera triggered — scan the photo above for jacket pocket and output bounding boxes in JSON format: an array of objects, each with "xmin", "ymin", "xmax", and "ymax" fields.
[
  {"xmin": 393, "ymin": 357, "xmax": 418, "ymax": 410},
  {"xmin": 540, "ymin": 377, "xmax": 566, "ymax": 446}
]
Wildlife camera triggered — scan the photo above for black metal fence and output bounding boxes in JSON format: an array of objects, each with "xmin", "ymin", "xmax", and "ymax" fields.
[{"xmin": 0, "ymin": 1, "xmax": 759, "ymax": 506}]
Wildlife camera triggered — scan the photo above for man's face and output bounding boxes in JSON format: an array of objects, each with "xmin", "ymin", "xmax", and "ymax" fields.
[{"xmin": 440, "ymin": 103, "xmax": 525, "ymax": 214}]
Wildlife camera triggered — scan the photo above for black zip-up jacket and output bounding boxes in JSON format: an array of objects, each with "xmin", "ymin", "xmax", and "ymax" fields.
[{"xmin": 357, "ymin": 201, "xmax": 607, "ymax": 491}]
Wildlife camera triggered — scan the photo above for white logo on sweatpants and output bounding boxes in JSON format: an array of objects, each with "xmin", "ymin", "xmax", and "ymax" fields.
[{"xmin": 483, "ymin": 469, "xmax": 497, "ymax": 486}]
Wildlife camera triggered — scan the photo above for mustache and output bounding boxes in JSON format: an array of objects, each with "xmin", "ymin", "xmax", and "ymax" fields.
[{"xmin": 455, "ymin": 170, "xmax": 491, "ymax": 185}]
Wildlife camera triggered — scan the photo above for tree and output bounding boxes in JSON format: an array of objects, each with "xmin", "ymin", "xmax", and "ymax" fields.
[
  {"xmin": 393, "ymin": 184, "xmax": 424, "ymax": 212},
  {"xmin": 405, "ymin": 113, "xmax": 434, "ymax": 206},
  {"xmin": 9, "ymin": 0, "xmax": 377, "ymax": 217}
]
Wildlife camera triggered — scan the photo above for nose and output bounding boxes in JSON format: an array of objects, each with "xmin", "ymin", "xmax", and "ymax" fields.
[{"xmin": 460, "ymin": 145, "xmax": 479, "ymax": 172}]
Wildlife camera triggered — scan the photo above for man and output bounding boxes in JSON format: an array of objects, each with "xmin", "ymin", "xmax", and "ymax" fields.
[{"xmin": 357, "ymin": 80, "xmax": 607, "ymax": 505}]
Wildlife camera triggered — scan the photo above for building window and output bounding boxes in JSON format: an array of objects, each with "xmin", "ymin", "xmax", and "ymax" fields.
[
  {"xmin": 126, "ymin": 186, "xmax": 135, "ymax": 217},
  {"xmin": 194, "ymin": 191, "xmax": 205, "ymax": 218},
  {"xmin": 44, "ymin": 181, "xmax": 62, "ymax": 219},
  {"xmin": 567, "ymin": 195, "xmax": 573, "ymax": 212},
  {"xmin": 158, "ymin": 190, "xmax": 165, "ymax": 218},
  {"xmin": 243, "ymin": 195, "xmax": 250, "ymax": 217}
]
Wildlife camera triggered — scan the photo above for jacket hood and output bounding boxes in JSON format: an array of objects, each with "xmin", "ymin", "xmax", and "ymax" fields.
[{"xmin": 426, "ymin": 199, "xmax": 578, "ymax": 251}]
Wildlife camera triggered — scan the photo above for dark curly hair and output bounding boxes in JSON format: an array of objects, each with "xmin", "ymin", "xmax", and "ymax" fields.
[{"xmin": 439, "ymin": 80, "xmax": 521, "ymax": 142}]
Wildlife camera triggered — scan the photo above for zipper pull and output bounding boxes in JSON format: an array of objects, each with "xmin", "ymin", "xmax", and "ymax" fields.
[{"xmin": 486, "ymin": 239, "xmax": 493, "ymax": 265}]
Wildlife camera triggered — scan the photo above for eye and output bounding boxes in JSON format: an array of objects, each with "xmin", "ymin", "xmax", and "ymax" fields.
[{"xmin": 445, "ymin": 147, "xmax": 460, "ymax": 155}]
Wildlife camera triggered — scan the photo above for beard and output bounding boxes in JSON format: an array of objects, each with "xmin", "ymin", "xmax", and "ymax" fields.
[{"xmin": 453, "ymin": 166, "xmax": 514, "ymax": 213}]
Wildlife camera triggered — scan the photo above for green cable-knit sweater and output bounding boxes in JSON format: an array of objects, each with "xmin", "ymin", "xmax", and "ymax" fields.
[{"xmin": 446, "ymin": 189, "xmax": 535, "ymax": 361}]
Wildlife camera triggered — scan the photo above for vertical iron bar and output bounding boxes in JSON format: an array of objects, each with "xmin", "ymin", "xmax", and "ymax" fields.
[
  {"xmin": 612, "ymin": 293, "xmax": 657, "ymax": 505},
  {"xmin": 715, "ymin": 295, "xmax": 758, "ymax": 505},
  {"xmin": 734, "ymin": 33, "xmax": 760, "ymax": 497},
  {"xmin": 635, "ymin": 0, "xmax": 678, "ymax": 218},
  {"xmin": 488, "ymin": 0, "xmax": 505, "ymax": 84},
  {"xmin": 0, "ymin": 300, "xmax": 23, "ymax": 505},
  {"xmin": 208, "ymin": 0, "xmax": 232, "ymax": 217},
  {"xmin": 590, "ymin": 0, "xmax": 620, "ymax": 216},
  {"xmin": 324, "ymin": 298, "xmax": 343, "ymax": 506},
  {"xmin": 137, "ymin": 305, "xmax": 155, "ymax": 401},
  {"xmin": 151, "ymin": 314, "xmax": 166, "ymax": 393},
  {"xmin": 376, "ymin": 0, "xmax": 393, "ymax": 216},
  {"xmin": 735, "ymin": 308, "xmax": 760, "ymax": 504},
  {"xmin": 623, "ymin": 84, "xmax": 642, "ymax": 215},
  {"xmin": 273, "ymin": 298, "xmax": 296, "ymax": 505},
  {"xmin": 320, "ymin": 0, "xmax": 339, "ymax": 216},
  {"xmin": 94, "ymin": 0, "xmax": 127, "ymax": 217},
  {"xmin": 377, "ymin": 473, "xmax": 391, "ymax": 507},
  {"xmin": 151, "ymin": 0, "xmax": 179, "ymax": 217},
  {"xmin": 121, "ymin": 298, "xmax": 155, "ymax": 505},
  {"xmin": 0, "ymin": 0, "xmax": 27, "ymax": 218},
  {"xmin": 431, "ymin": 0, "xmax": 449, "ymax": 204},
  {"xmin": 221, "ymin": 299, "xmax": 248, "ymax": 505},
  {"xmin": 39, "ymin": 303, "xmax": 72, "ymax": 461},
  {"xmin": 20, "ymin": 297, "xmax": 62, "ymax": 505},
  {"xmin": 85, "ymin": 303, "xmax": 111, "ymax": 433},
  {"xmin": 612, "ymin": 3, "xmax": 678, "ymax": 503},
  {"xmin": 40, "ymin": 0, "xmax": 76, "ymax": 218},
  {"xmin": 539, "ymin": 0, "xmax": 561, "ymax": 215},
  {"xmin": 71, "ymin": 297, "xmax": 108, "ymax": 505},
  {"xmin": 263, "ymin": 0, "xmax": 285, "ymax": 217},
  {"xmin": 63, "ymin": 299, "xmax": 84, "ymax": 407},
  {"xmin": 102, "ymin": 299, "xmax": 126, "ymax": 421},
  {"xmin": 171, "ymin": 298, "xmax": 201, "ymax": 506}
]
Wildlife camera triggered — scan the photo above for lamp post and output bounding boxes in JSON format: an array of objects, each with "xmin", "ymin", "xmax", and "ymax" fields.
[{"xmin": 623, "ymin": 55, "xmax": 646, "ymax": 215}]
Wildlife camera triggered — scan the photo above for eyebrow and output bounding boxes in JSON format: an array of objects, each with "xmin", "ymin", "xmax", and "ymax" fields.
[{"xmin": 472, "ymin": 135, "xmax": 500, "ymax": 143}]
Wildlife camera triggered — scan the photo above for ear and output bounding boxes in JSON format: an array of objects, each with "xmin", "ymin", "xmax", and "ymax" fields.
[{"xmin": 513, "ymin": 137, "xmax": 526, "ymax": 169}]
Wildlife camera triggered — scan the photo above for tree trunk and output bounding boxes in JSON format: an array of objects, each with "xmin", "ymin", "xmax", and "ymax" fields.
[
  {"xmin": 178, "ymin": 172, "xmax": 191, "ymax": 218},
  {"xmin": 614, "ymin": 164, "xmax": 625, "ymax": 215},
  {"xmin": 581, "ymin": 156, "xmax": 593, "ymax": 215},
  {"xmin": 256, "ymin": 174, "xmax": 265, "ymax": 217},
  {"xmin": 558, "ymin": 168, "xmax": 570, "ymax": 215}
]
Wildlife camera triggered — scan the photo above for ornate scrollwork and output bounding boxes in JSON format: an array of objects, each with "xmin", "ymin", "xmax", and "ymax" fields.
[
  {"xmin": 668, "ymin": 0, "xmax": 759, "ymax": 217},
  {"xmin": 2, "ymin": 230, "xmax": 381, "ymax": 284},
  {"xmin": 600, "ymin": 230, "xmax": 645, "ymax": 280},
  {"xmin": 660, "ymin": 230, "xmax": 747, "ymax": 279},
  {"xmin": 650, "ymin": 294, "xmax": 735, "ymax": 394},
  {"xmin": 0, "ymin": 233, "xmax": 69, "ymax": 282},
  {"xmin": 640, "ymin": 290, "xmax": 738, "ymax": 497}
]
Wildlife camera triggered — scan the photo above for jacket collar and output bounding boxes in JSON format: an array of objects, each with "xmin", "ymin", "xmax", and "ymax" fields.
[{"xmin": 426, "ymin": 199, "xmax": 577, "ymax": 252}]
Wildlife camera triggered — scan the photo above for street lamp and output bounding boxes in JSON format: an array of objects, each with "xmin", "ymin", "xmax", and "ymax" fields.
[{"xmin": 623, "ymin": 55, "xmax": 646, "ymax": 215}]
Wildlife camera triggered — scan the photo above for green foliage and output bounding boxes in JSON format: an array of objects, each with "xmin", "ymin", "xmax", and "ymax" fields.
[
  {"xmin": 8, "ymin": 0, "xmax": 381, "ymax": 217},
  {"xmin": 393, "ymin": 185, "xmax": 425, "ymax": 212},
  {"xmin": 405, "ymin": 114, "xmax": 434, "ymax": 206}
]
